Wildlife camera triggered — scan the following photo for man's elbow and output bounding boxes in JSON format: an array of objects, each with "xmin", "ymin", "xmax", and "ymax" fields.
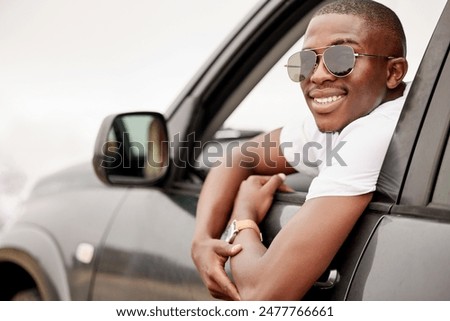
[
  {"xmin": 236, "ymin": 282, "xmax": 304, "ymax": 301},
  {"xmin": 238, "ymin": 287, "xmax": 269, "ymax": 301},
  {"xmin": 234, "ymin": 275, "xmax": 268, "ymax": 300}
]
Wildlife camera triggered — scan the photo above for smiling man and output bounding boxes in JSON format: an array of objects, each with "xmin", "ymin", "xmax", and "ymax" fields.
[{"xmin": 191, "ymin": 0, "xmax": 408, "ymax": 300}]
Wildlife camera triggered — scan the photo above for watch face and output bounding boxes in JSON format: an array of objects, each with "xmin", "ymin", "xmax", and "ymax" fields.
[{"xmin": 222, "ymin": 220, "xmax": 237, "ymax": 243}]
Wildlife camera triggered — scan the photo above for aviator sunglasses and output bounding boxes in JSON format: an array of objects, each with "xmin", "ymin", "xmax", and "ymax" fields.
[{"xmin": 285, "ymin": 45, "xmax": 396, "ymax": 82}]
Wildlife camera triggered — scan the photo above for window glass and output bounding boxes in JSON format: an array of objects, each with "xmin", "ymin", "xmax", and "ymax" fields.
[{"xmin": 223, "ymin": 37, "xmax": 307, "ymax": 133}]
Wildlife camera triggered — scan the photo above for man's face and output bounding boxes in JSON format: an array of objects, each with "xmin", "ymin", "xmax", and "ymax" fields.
[{"xmin": 301, "ymin": 14, "xmax": 390, "ymax": 132}]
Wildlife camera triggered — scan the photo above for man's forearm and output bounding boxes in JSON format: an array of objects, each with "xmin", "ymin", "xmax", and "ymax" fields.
[
  {"xmin": 193, "ymin": 159, "xmax": 255, "ymax": 240},
  {"xmin": 230, "ymin": 194, "xmax": 373, "ymax": 300}
]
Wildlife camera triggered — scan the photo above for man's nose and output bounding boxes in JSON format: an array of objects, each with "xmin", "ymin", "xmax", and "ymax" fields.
[{"xmin": 309, "ymin": 57, "xmax": 336, "ymax": 84}]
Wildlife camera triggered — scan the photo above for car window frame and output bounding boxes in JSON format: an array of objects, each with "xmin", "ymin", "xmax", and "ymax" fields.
[
  {"xmin": 374, "ymin": 1, "xmax": 450, "ymax": 205},
  {"xmin": 398, "ymin": 50, "xmax": 450, "ymax": 206},
  {"xmin": 391, "ymin": 2, "xmax": 450, "ymax": 219},
  {"xmin": 431, "ymin": 129, "xmax": 450, "ymax": 208}
]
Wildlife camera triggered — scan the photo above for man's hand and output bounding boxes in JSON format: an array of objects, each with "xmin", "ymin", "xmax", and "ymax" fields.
[
  {"xmin": 191, "ymin": 237, "xmax": 243, "ymax": 300},
  {"xmin": 232, "ymin": 173, "xmax": 293, "ymax": 223}
]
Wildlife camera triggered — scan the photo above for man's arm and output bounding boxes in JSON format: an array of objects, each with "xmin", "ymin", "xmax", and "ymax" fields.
[
  {"xmin": 191, "ymin": 156, "xmax": 252, "ymax": 301},
  {"xmin": 229, "ymin": 175, "xmax": 372, "ymax": 300},
  {"xmin": 191, "ymin": 128, "xmax": 296, "ymax": 300}
]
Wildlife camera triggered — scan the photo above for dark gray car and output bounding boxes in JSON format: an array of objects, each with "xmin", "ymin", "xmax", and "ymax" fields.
[{"xmin": 0, "ymin": 0, "xmax": 449, "ymax": 300}]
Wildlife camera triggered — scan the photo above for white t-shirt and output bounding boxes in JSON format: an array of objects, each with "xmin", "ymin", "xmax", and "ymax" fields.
[{"xmin": 280, "ymin": 83, "xmax": 410, "ymax": 200}]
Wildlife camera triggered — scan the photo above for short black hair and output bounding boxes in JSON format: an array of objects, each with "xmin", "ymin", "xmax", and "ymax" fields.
[{"xmin": 314, "ymin": 0, "xmax": 406, "ymax": 56}]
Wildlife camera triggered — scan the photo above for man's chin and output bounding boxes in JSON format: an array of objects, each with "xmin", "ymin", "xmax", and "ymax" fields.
[
  {"xmin": 314, "ymin": 117, "xmax": 348, "ymax": 134},
  {"xmin": 316, "ymin": 123, "xmax": 341, "ymax": 134}
]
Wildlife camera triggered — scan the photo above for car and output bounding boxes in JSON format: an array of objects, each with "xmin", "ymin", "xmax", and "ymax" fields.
[{"xmin": 0, "ymin": 0, "xmax": 449, "ymax": 300}]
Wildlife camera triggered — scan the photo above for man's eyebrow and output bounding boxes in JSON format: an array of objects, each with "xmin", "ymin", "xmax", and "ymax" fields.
[
  {"xmin": 302, "ymin": 38, "xmax": 361, "ymax": 50},
  {"xmin": 330, "ymin": 38, "xmax": 359, "ymax": 46}
]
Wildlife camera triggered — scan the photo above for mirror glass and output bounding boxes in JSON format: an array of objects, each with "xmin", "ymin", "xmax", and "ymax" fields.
[{"xmin": 101, "ymin": 114, "xmax": 169, "ymax": 184}]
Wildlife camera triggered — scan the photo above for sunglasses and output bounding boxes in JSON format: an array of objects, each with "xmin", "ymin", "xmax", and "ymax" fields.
[{"xmin": 285, "ymin": 45, "xmax": 396, "ymax": 82}]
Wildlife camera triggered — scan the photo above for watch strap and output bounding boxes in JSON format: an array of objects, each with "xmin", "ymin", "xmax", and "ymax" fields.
[{"xmin": 235, "ymin": 219, "xmax": 263, "ymax": 242}]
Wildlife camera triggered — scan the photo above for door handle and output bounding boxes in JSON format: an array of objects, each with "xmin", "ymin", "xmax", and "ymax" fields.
[{"xmin": 313, "ymin": 269, "xmax": 340, "ymax": 289}]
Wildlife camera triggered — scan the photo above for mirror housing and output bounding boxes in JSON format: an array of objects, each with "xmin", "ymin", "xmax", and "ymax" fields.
[{"xmin": 92, "ymin": 112, "xmax": 169, "ymax": 186}]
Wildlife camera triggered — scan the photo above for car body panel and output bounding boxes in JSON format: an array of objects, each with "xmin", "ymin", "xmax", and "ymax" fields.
[
  {"xmin": 347, "ymin": 216, "xmax": 450, "ymax": 300},
  {"xmin": 0, "ymin": 226, "xmax": 69, "ymax": 300},
  {"xmin": 0, "ymin": 164, "xmax": 129, "ymax": 300},
  {"xmin": 91, "ymin": 189, "xmax": 210, "ymax": 300}
]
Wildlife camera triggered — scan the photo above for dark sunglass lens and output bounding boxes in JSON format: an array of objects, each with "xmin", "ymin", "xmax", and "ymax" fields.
[
  {"xmin": 299, "ymin": 51, "xmax": 316, "ymax": 81},
  {"xmin": 286, "ymin": 51, "xmax": 316, "ymax": 82},
  {"xmin": 286, "ymin": 52, "xmax": 301, "ymax": 82},
  {"xmin": 325, "ymin": 45, "xmax": 355, "ymax": 77}
]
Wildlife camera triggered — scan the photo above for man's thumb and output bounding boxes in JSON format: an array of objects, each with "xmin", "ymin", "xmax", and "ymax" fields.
[{"xmin": 217, "ymin": 242, "xmax": 243, "ymax": 257}]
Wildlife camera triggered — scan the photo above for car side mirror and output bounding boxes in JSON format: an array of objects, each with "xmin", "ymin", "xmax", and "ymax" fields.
[{"xmin": 92, "ymin": 112, "xmax": 169, "ymax": 185}]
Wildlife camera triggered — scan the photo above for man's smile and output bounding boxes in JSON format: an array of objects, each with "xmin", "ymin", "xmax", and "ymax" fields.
[
  {"xmin": 308, "ymin": 89, "xmax": 346, "ymax": 114},
  {"xmin": 313, "ymin": 95, "xmax": 343, "ymax": 104}
]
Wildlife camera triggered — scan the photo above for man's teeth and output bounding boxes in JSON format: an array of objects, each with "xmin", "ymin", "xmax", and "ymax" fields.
[{"xmin": 314, "ymin": 95, "xmax": 342, "ymax": 104}]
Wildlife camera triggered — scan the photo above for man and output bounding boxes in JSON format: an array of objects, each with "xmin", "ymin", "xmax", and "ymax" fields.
[{"xmin": 191, "ymin": 0, "xmax": 408, "ymax": 300}]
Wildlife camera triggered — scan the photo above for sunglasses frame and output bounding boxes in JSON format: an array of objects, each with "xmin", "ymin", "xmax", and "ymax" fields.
[{"xmin": 285, "ymin": 45, "xmax": 397, "ymax": 82}]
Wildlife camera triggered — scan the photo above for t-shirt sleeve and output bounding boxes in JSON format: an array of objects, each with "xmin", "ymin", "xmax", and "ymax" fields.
[{"xmin": 306, "ymin": 114, "xmax": 397, "ymax": 200}]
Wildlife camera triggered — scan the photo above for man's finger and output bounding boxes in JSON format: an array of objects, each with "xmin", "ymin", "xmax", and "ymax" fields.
[
  {"xmin": 245, "ymin": 175, "xmax": 270, "ymax": 186},
  {"xmin": 262, "ymin": 173, "xmax": 286, "ymax": 194},
  {"xmin": 213, "ymin": 269, "xmax": 241, "ymax": 301}
]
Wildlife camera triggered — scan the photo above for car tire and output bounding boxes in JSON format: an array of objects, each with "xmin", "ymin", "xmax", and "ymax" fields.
[{"xmin": 11, "ymin": 288, "xmax": 41, "ymax": 301}]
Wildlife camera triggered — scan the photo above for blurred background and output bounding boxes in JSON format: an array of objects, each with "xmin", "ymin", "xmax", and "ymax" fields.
[
  {"xmin": 0, "ymin": 0, "xmax": 446, "ymax": 226},
  {"xmin": 0, "ymin": 0, "xmax": 259, "ymax": 225}
]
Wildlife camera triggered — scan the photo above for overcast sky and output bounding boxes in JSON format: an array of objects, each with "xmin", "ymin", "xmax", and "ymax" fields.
[
  {"xmin": 0, "ymin": 0, "xmax": 447, "ymax": 213},
  {"xmin": 0, "ymin": 0, "xmax": 259, "ymax": 196}
]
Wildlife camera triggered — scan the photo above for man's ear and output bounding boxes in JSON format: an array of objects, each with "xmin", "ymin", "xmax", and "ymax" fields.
[{"xmin": 386, "ymin": 57, "xmax": 408, "ymax": 89}]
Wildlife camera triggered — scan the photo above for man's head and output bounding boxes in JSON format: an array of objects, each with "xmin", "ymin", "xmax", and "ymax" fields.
[
  {"xmin": 299, "ymin": 0, "xmax": 408, "ymax": 132},
  {"xmin": 314, "ymin": 0, "xmax": 406, "ymax": 57}
]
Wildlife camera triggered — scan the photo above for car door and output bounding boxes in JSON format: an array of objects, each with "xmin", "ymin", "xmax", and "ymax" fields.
[{"xmin": 90, "ymin": 0, "xmax": 448, "ymax": 300}]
